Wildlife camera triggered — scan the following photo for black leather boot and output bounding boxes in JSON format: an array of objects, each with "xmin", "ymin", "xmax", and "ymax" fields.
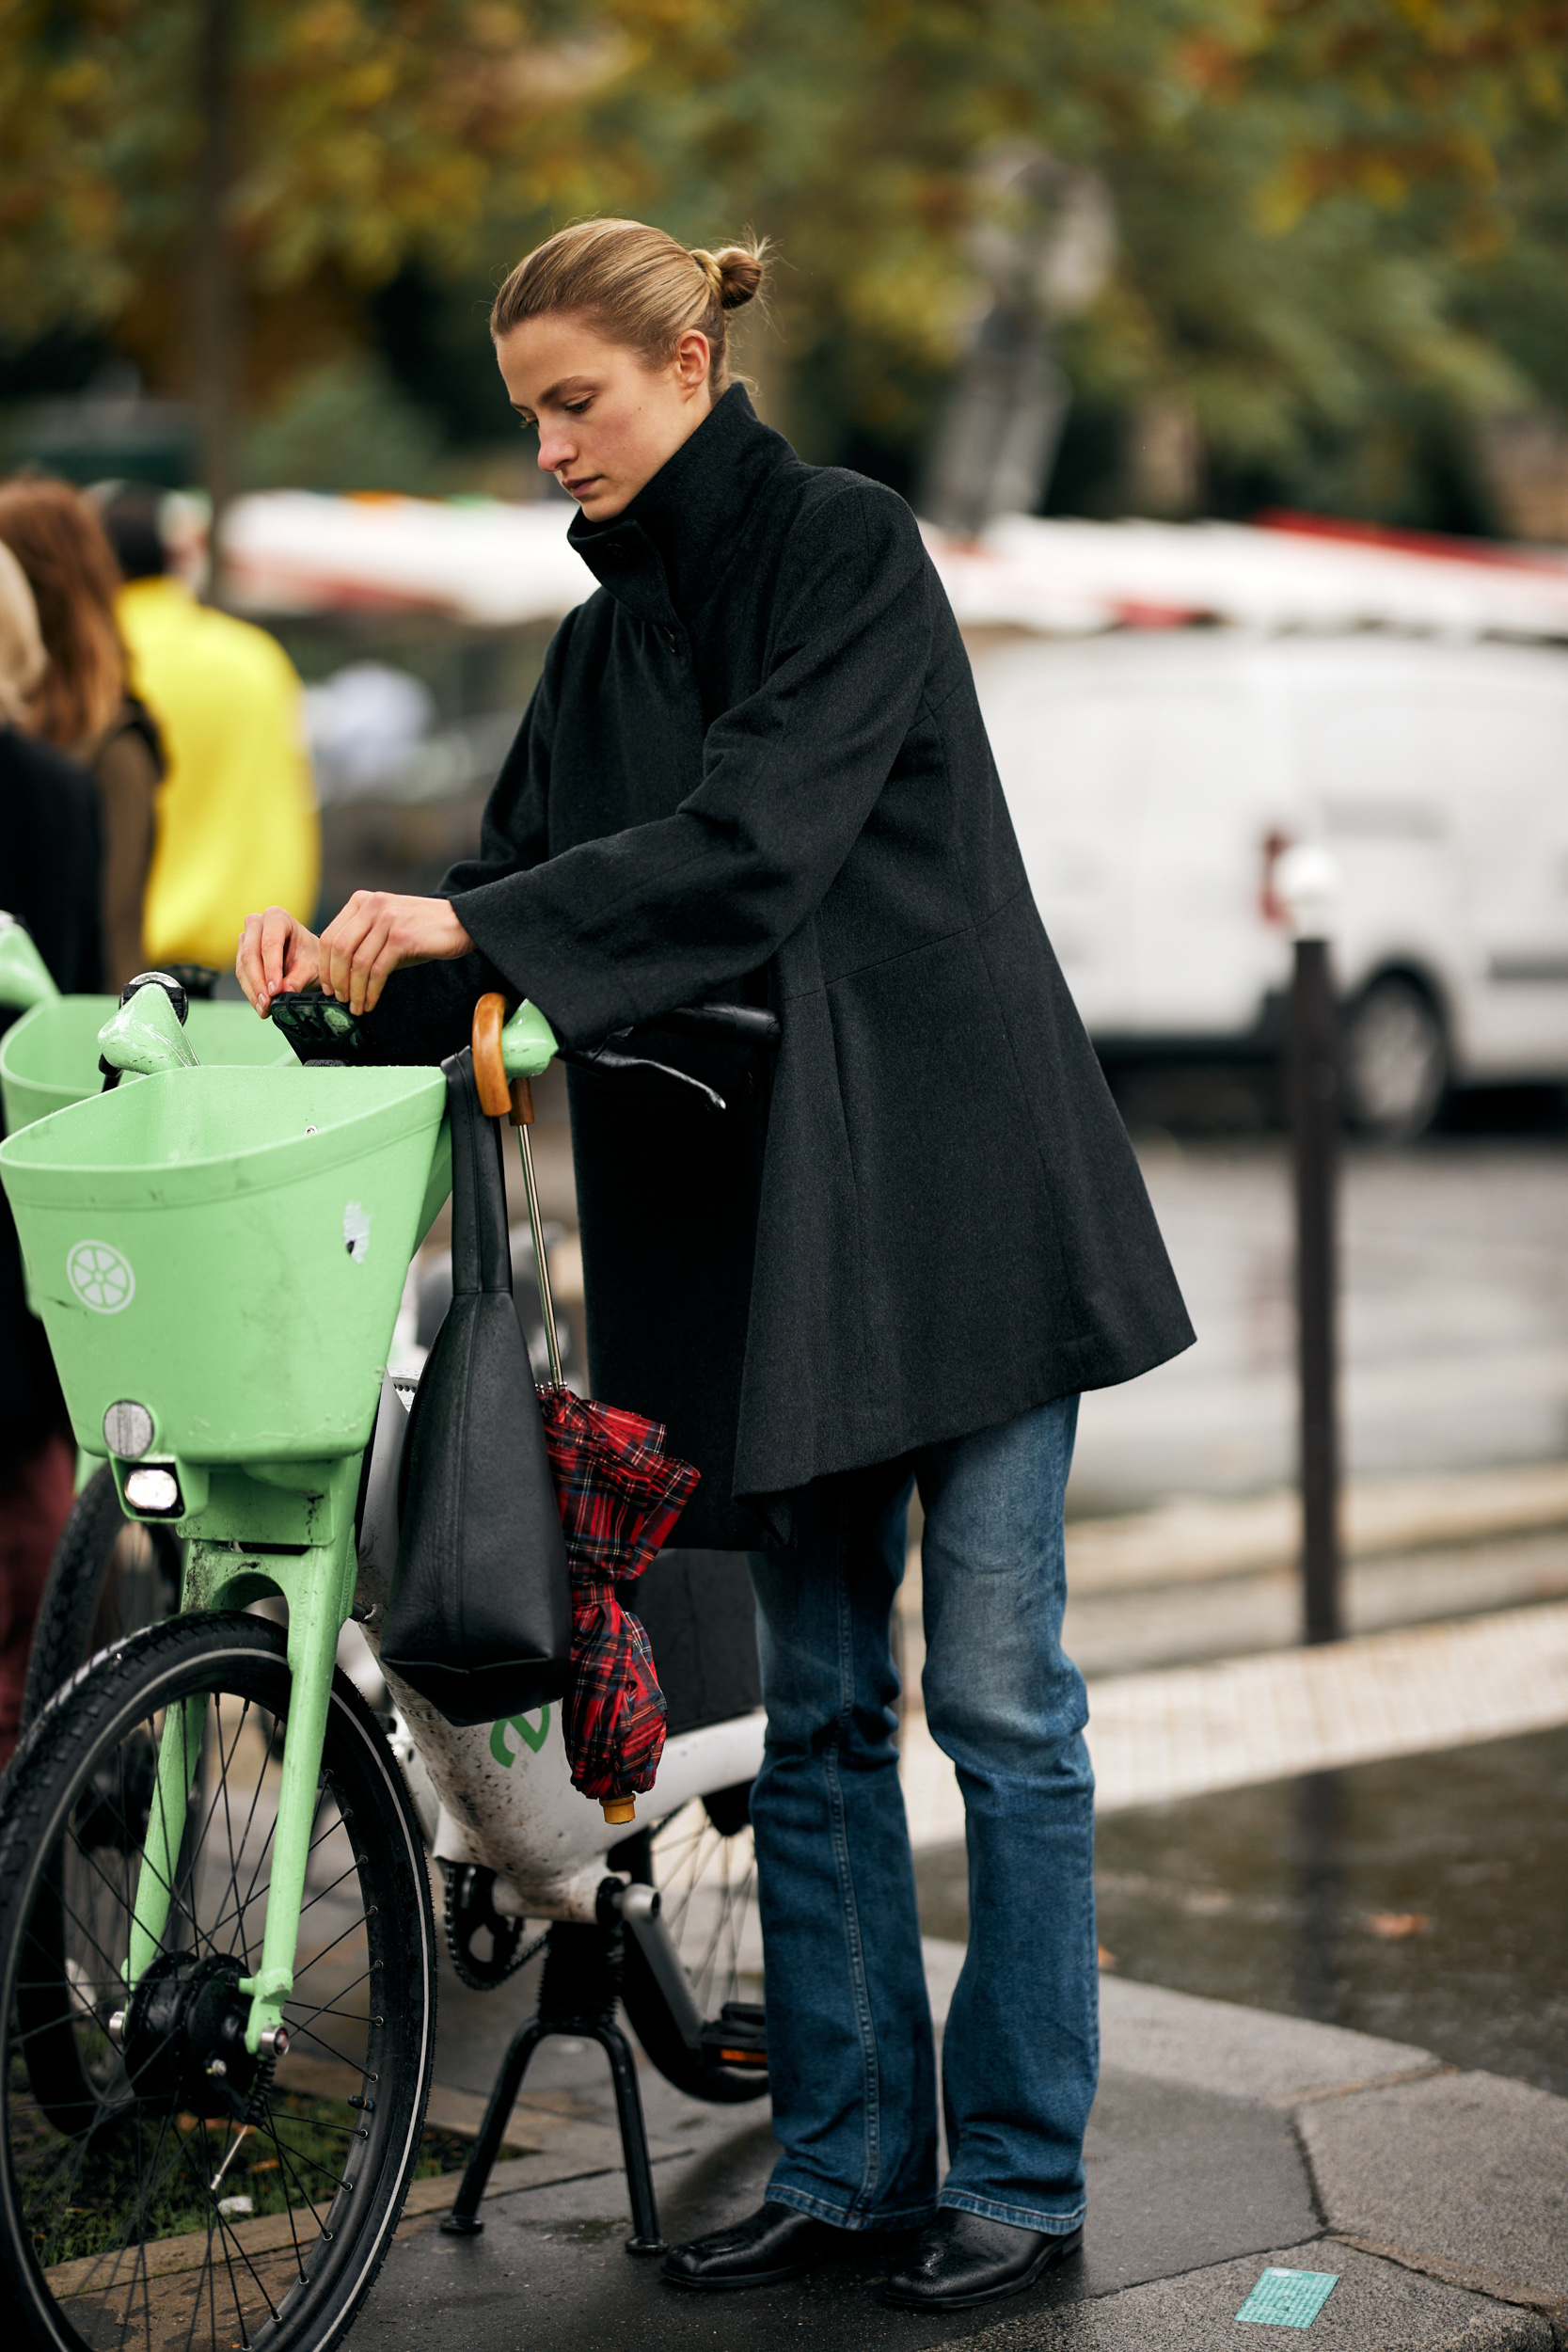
[
  {"xmin": 881, "ymin": 2208, "xmax": 1084, "ymax": 2310},
  {"xmin": 662, "ymin": 2201, "xmax": 849, "ymax": 2290}
]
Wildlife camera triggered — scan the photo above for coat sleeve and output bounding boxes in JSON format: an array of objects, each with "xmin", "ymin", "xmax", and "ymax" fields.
[{"xmin": 446, "ymin": 483, "xmax": 933, "ymax": 1044}]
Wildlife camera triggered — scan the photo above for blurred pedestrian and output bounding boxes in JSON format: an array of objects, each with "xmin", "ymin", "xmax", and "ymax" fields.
[
  {"xmin": 101, "ymin": 488, "xmax": 319, "ymax": 976},
  {"xmin": 0, "ymin": 542, "xmax": 103, "ymax": 1766},
  {"xmin": 0, "ymin": 477, "xmax": 163, "ymax": 990},
  {"xmin": 239, "ymin": 218, "xmax": 1194, "ymax": 2312}
]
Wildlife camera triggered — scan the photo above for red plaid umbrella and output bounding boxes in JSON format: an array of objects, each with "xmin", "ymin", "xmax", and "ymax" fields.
[{"xmin": 536, "ymin": 1384, "xmax": 699, "ymax": 1820}]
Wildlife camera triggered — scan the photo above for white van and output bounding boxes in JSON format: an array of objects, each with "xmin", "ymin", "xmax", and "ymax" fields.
[{"xmin": 971, "ymin": 628, "xmax": 1568, "ymax": 1135}]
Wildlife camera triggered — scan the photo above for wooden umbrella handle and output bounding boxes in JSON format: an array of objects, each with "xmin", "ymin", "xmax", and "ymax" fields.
[
  {"xmin": 471, "ymin": 992, "xmax": 512, "ymax": 1117},
  {"xmin": 473, "ymin": 992, "xmax": 538, "ymax": 1123}
]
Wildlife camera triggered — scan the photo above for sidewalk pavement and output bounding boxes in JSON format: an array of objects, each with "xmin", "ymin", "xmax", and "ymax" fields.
[
  {"xmin": 355, "ymin": 1940, "xmax": 1568, "ymax": 2351},
  {"xmin": 890, "ymin": 1457, "xmax": 1568, "ymax": 1826},
  {"xmin": 1052, "ymin": 1462, "xmax": 1568, "ymax": 1680},
  {"xmin": 896, "ymin": 1596, "xmax": 1568, "ymax": 1835}
]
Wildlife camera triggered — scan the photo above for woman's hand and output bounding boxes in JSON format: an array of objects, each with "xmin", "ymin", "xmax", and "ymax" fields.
[
  {"xmin": 237, "ymin": 906, "xmax": 321, "ymax": 1014},
  {"xmin": 316, "ymin": 892, "xmax": 474, "ymax": 1016}
]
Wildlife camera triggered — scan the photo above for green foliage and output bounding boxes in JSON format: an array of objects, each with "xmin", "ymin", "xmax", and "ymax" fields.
[
  {"xmin": 243, "ymin": 352, "xmax": 444, "ymax": 492},
  {"xmin": 8, "ymin": 2073, "xmax": 499, "ymax": 2271},
  {"xmin": 3, "ymin": 0, "xmax": 1565, "ymax": 519}
]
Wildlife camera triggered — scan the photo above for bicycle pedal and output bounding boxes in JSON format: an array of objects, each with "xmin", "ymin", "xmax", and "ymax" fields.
[{"xmin": 699, "ymin": 2000, "xmax": 768, "ymax": 2069}]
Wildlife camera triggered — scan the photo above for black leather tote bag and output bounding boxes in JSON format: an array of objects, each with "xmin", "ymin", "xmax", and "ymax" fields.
[{"xmin": 381, "ymin": 1048, "xmax": 571, "ymax": 1725}]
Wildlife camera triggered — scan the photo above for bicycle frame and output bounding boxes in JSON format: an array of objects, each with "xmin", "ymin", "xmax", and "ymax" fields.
[{"xmin": 123, "ymin": 1454, "xmax": 363, "ymax": 2054}]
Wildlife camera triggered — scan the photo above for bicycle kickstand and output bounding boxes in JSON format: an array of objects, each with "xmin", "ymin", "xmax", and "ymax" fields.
[{"xmin": 441, "ymin": 1917, "xmax": 665, "ymax": 2255}]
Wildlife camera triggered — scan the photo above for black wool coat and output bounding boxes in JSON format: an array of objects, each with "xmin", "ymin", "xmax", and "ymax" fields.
[{"xmin": 372, "ymin": 388, "xmax": 1193, "ymax": 1545}]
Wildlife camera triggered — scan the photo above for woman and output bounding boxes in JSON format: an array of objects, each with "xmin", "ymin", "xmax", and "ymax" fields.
[
  {"xmin": 0, "ymin": 477, "xmax": 162, "ymax": 990},
  {"xmin": 239, "ymin": 218, "xmax": 1193, "ymax": 2312},
  {"xmin": 0, "ymin": 541, "xmax": 103, "ymax": 1765}
]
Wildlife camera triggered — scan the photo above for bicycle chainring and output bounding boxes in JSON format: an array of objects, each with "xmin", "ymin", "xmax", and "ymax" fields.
[{"xmin": 441, "ymin": 1862, "xmax": 547, "ymax": 1992}]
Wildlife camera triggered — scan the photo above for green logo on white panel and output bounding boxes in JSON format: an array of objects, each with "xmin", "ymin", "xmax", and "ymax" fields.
[{"xmin": 67, "ymin": 1240, "xmax": 135, "ymax": 1314}]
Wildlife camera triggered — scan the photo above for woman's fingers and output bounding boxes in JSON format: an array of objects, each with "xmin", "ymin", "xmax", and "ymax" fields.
[
  {"xmin": 347, "ymin": 915, "xmax": 393, "ymax": 1016},
  {"xmin": 359, "ymin": 927, "xmax": 408, "ymax": 1015},
  {"xmin": 279, "ymin": 934, "xmax": 321, "ymax": 995},
  {"xmin": 316, "ymin": 893, "xmax": 474, "ymax": 1014},
  {"xmin": 243, "ymin": 894, "xmax": 463, "ymax": 1016},
  {"xmin": 318, "ymin": 894, "xmax": 374, "ymax": 1007},
  {"xmin": 236, "ymin": 914, "xmax": 266, "ymax": 1010},
  {"xmin": 237, "ymin": 907, "xmax": 315, "ymax": 1012}
]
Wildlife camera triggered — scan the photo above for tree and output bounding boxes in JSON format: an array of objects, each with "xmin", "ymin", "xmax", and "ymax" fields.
[
  {"xmin": 0, "ymin": 0, "xmax": 637, "ymax": 390},
  {"xmin": 4, "ymin": 0, "xmax": 1565, "ymax": 527}
]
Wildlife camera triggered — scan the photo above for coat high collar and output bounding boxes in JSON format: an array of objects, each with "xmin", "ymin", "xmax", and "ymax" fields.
[{"xmin": 567, "ymin": 385, "xmax": 794, "ymax": 631}]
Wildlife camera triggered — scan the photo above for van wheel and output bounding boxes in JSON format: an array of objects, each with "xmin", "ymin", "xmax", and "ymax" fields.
[{"xmin": 1340, "ymin": 977, "xmax": 1447, "ymax": 1141}]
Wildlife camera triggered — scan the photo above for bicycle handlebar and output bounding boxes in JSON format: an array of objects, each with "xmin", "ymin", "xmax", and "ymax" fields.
[
  {"xmin": 496, "ymin": 995, "xmax": 780, "ymax": 1081},
  {"xmin": 97, "ymin": 978, "xmax": 198, "ymax": 1084},
  {"xmin": 483, "ymin": 993, "xmax": 778, "ymax": 1120},
  {"xmin": 0, "ymin": 913, "xmax": 58, "ymax": 1015},
  {"xmin": 256, "ymin": 989, "xmax": 778, "ymax": 1117},
  {"xmin": 641, "ymin": 1000, "xmax": 781, "ymax": 1048}
]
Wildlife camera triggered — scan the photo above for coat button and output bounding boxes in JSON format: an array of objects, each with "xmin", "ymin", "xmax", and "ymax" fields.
[{"xmin": 664, "ymin": 628, "xmax": 680, "ymax": 653}]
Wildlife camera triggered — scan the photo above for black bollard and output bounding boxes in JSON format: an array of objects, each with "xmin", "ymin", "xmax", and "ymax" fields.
[{"xmin": 1287, "ymin": 931, "xmax": 1342, "ymax": 1644}]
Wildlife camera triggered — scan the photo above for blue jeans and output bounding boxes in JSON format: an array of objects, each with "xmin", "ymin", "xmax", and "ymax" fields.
[{"xmin": 748, "ymin": 1395, "xmax": 1095, "ymax": 2235}]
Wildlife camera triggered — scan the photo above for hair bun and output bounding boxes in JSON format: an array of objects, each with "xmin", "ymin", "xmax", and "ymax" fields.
[{"xmin": 691, "ymin": 242, "xmax": 767, "ymax": 311}]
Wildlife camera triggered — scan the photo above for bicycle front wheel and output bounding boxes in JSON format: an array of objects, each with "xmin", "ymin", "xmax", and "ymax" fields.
[{"xmin": 0, "ymin": 1613, "xmax": 436, "ymax": 2352}]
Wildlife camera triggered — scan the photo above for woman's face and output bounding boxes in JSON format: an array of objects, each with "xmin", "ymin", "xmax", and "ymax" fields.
[{"xmin": 496, "ymin": 314, "xmax": 714, "ymax": 520}]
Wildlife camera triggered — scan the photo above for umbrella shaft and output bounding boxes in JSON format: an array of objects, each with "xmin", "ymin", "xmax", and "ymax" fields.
[{"xmin": 515, "ymin": 1117, "xmax": 563, "ymax": 1387}]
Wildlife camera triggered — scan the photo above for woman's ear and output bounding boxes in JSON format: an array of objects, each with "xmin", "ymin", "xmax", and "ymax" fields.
[{"xmin": 673, "ymin": 328, "xmax": 714, "ymax": 397}]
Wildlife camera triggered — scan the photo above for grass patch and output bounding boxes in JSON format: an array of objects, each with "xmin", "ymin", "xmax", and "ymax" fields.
[{"xmin": 11, "ymin": 2068, "xmax": 515, "ymax": 2272}]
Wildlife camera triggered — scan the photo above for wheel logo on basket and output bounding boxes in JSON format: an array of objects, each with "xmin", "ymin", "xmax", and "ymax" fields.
[{"xmin": 66, "ymin": 1240, "xmax": 136, "ymax": 1314}]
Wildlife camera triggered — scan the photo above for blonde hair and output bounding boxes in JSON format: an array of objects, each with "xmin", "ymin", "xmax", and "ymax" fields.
[
  {"xmin": 0, "ymin": 540, "xmax": 46, "ymax": 728},
  {"xmin": 491, "ymin": 219, "xmax": 768, "ymax": 391},
  {"xmin": 0, "ymin": 477, "xmax": 126, "ymax": 755}
]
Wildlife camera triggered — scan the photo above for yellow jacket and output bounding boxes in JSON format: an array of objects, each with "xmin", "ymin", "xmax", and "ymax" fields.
[{"xmin": 118, "ymin": 578, "xmax": 320, "ymax": 971}]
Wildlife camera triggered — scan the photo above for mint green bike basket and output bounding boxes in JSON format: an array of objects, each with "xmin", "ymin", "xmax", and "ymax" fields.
[
  {"xmin": 0, "ymin": 996, "xmax": 294, "ymax": 1134},
  {"xmin": 0, "ymin": 1064, "xmax": 448, "ymax": 1464}
]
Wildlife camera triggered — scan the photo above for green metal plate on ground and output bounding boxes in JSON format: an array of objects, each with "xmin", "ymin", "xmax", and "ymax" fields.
[{"xmin": 1235, "ymin": 2268, "xmax": 1339, "ymax": 2327}]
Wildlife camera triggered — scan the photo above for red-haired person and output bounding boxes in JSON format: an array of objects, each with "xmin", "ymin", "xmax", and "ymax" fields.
[{"xmin": 0, "ymin": 476, "xmax": 162, "ymax": 991}]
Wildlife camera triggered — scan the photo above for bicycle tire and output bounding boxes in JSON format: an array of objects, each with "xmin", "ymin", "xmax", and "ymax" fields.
[
  {"xmin": 20, "ymin": 1465, "xmax": 182, "ymax": 1731},
  {"xmin": 617, "ymin": 1800, "xmax": 768, "ymax": 2105},
  {"xmin": 0, "ymin": 1612, "xmax": 436, "ymax": 2352}
]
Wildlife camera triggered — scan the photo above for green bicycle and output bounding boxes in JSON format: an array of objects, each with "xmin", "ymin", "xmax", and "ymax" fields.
[{"xmin": 0, "ymin": 971, "xmax": 770, "ymax": 2352}]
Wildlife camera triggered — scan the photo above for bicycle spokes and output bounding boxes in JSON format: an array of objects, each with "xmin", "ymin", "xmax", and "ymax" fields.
[{"xmin": 3, "ymin": 1628, "xmax": 432, "ymax": 2352}]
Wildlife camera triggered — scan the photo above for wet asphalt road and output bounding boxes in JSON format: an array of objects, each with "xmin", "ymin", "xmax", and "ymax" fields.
[
  {"xmin": 1069, "ymin": 1134, "xmax": 1568, "ymax": 1516},
  {"xmin": 915, "ymin": 1724, "xmax": 1568, "ymax": 2100}
]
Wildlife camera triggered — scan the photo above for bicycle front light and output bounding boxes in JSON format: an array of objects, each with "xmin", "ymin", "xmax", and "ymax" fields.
[{"xmin": 123, "ymin": 1466, "xmax": 182, "ymax": 1516}]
